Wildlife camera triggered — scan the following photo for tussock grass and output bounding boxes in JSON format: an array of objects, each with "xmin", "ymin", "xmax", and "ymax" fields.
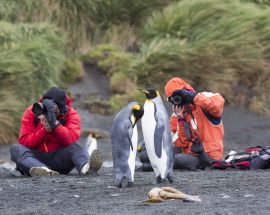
[
  {"xmin": 132, "ymin": 0, "xmax": 270, "ymax": 114},
  {"xmin": 241, "ymin": 0, "xmax": 270, "ymax": 6},
  {"xmin": 0, "ymin": 0, "xmax": 169, "ymax": 52},
  {"xmin": 0, "ymin": 92, "xmax": 23, "ymax": 144},
  {"xmin": 0, "ymin": 21, "xmax": 65, "ymax": 144},
  {"xmin": 81, "ymin": 44, "xmax": 133, "ymax": 77},
  {"xmin": 62, "ymin": 58, "xmax": 83, "ymax": 84}
]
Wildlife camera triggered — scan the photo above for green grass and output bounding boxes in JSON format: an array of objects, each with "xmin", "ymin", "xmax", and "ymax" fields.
[
  {"xmin": 0, "ymin": 21, "xmax": 65, "ymax": 144},
  {"xmin": 1, "ymin": 0, "xmax": 270, "ymax": 144},
  {"xmin": 130, "ymin": 0, "xmax": 270, "ymax": 114},
  {"xmin": 0, "ymin": 0, "xmax": 170, "ymax": 52},
  {"xmin": 81, "ymin": 44, "xmax": 133, "ymax": 76},
  {"xmin": 62, "ymin": 58, "xmax": 83, "ymax": 84},
  {"xmin": 241, "ymin": 0, "xmax": 270, "ymax": 6}
]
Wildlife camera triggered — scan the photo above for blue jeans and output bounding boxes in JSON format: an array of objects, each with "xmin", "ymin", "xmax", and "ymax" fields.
[{"xmin": 10, "ymin": 143, "xmax": 89, "ymax": 175}]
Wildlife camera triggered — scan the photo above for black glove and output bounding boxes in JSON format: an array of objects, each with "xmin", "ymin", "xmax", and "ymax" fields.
[
  {"xmin": 191, "ymin": 138, "xmax": 204, "ymax": 154},
  {"xmin": 43, "ymin": 99, "xmax": 59, "ymax": 129},
  {"xmin": 172, "ymin": 89, "xmax": 197, "ymax": 106}
]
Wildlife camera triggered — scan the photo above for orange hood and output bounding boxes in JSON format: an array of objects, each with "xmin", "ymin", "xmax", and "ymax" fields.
[{"xmin": 164, "ymin": 77, "xmax": 195, "ymax": 97}]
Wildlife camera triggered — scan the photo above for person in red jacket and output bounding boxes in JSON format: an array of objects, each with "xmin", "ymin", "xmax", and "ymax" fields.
[
  {"xmin": 10, "ymin": 87, "xmax": 103, "ymax": 176},
  {"xmin": 165, "ymin": 77, "xmax": 225, "ymax": 169}
]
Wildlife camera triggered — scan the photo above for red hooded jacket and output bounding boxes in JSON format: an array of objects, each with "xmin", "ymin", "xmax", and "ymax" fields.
[{"xmin": 18, "ymin": 95, "xmax": 80, "ymax": 152}]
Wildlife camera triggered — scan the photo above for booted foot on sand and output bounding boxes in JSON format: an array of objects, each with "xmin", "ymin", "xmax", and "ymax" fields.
[
  {"xmin": 30, "ymin": 167, "xmax": 60, "ymax": 177},
  {"xmin": 81, "ymin": 149, "xmax": 103, "ymax": 175}
]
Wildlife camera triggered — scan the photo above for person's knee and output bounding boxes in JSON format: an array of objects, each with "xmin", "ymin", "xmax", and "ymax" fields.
[
  {"xmin": 173, "ymin": 154, "xmax": 199, "ymax": 170},
  {"xmin": 66, "ymin": 142, "xmax": 82, "ymax": 150},
  {"xmin": 10, "ymin": 144, "xmax": 30, "ymax": 162}
]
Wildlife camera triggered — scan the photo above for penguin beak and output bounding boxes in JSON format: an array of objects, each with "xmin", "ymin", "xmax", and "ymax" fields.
[{"xmin": 138, "ymin": 88, "xmax": 149, "ymax": 94}]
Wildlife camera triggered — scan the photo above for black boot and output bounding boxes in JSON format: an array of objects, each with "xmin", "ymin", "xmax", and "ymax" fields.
[
  {"xmin": 197, "ymin": 152, "xmax": 211, "ymax": 169},
  {"xmin": 191, "ymin": 138, "xmax": 211, "ymax": 169}
]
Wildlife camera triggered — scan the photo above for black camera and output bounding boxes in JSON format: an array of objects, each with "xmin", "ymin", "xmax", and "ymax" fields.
[
  {"xmin": 168, "ymin": 95, "xmax": 182, "ymax": 107},
  {"xmin": 32, "ymin": 99, "xmax": 56, "ymax": 116}
]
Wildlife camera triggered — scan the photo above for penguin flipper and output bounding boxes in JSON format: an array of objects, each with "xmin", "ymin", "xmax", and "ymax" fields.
[
  {"xmin": 125, "ymin": 121, "xmax": 134, "ymax": 151},
  {"xmin": 154, "ymin": 122, "xmax": 164, "ymax": 158}
]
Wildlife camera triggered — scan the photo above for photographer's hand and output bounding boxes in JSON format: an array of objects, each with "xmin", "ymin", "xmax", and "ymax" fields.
[
  {"xmin": 173, "ymin": 105, "xmax": 184, "ymax": 119},
  {"xmin": 39, "ymin": 115, "xmax": 52, "ymax": 132},
  {"xmin": 43, "ymin": 99, "xmax": 59, "ymax": 130}
]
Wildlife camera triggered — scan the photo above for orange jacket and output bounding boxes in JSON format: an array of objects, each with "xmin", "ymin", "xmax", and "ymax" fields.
[{"xmin": 165, "ymin": 78, "xmax": 224, "ymax": 160}]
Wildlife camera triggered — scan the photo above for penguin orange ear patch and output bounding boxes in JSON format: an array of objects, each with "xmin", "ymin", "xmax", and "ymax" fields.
[{"xmin": 132, "ymin": 105, "xmax": 140, "ymax": 111}]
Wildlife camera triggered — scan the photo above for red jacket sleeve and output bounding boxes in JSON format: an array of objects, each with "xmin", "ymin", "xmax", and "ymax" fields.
[
  {"xmin": 193, "ymin": 92, "xmax": 225, "ymax": 117},
  {"xmin": 52, "ymin": 107, "xmax": 80, "ymax": 147},
  {"xmin": 18, "ymin": 107, "xmax": 47, "ymax": 148}
]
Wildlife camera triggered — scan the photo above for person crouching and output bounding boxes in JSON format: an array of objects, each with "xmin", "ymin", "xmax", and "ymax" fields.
[
  {"xmin": 10, "ymin": 87, "xmax": 103, "ymax": 176},
  {"xmin": 165, "ymin": 77, "xmax": 225, "ymax": 170}
]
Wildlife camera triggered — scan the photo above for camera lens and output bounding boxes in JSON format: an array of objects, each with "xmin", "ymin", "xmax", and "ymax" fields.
[
  {"xmin": 172, "ymin": 95, "xmax": 182, "ymax": 105},
  {"xmin": 32, "ymin": 102, "xmax": 45, "ymax": 116}
]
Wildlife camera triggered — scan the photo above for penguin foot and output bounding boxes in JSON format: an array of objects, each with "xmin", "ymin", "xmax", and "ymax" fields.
[
  {"xmin": 117, "ymin": 182, "xmax": 122, "ymax": 188},
  {"xmin": 156, "ymin": 176, "xmax": 162, "ymax": 183},
  {"xmin": 127, "ymin": 181, "xmax": 134, "ymax": 188},
  {"xmin": 167, "ymin": 175, "xmax": 173, "ymax": 183},
  {"xmin": 156, "ymin": 176, "xmax": 166, "ymax": 184}
]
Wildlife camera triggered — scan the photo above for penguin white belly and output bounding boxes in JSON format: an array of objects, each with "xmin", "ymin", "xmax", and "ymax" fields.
[
  {"xmin": 142, "ymin": 102, "xmax": 168, "ymax": 179},
  {"xmin": 128, "ymin": 125, "xmax": 138, "ymax": 181},
  {"xmin": 85, "ymin": 135, "xmax": 97, "ymax": 156}
]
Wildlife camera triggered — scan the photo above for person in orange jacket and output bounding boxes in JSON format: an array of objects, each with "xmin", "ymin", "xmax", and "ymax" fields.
[{"xmin": 165, "ymin": 77, "xmax": 225, "ymax": 169}]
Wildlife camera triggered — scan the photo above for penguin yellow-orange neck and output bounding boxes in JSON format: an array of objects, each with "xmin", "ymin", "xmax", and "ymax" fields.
[
  {"xmin": 132, "ymin": 104, "xmax": 140, "ymax": 111},
  {"xmin": 145, "ymin": 99, "xmax": 153, "ymax": 103}
]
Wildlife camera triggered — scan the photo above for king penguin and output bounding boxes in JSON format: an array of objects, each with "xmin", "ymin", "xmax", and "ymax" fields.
[
  {"xmin": 111, "ymin": 102, "xmax": 144, "ymax": 188},
  {"xmin": 140, "ymin": 88, "xmax": 173, "ymax": 183}
]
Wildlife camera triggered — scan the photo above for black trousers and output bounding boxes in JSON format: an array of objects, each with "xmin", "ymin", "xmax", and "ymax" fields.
[
  {"xmin": 10, "ymin": 143, "xmax": 89, "ymax": 175},
  {"xmin": 138, "ymin": 148, "xmax": 210, "ymax": 171}
]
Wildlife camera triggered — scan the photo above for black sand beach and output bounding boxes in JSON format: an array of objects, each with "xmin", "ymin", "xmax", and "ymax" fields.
[
  {"xmin": 0, "ymin": 167, "xmax": 270, "ymax": 215},
  {"xmin": 0, "ymin": 65, "xmax": 270, "ymax": 215}
]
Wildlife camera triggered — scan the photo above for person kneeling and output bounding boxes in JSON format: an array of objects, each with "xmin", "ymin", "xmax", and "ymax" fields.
[
  {"xmin": 165, "ymin": 77, "xmax": 225, "ymax": 170},
  {"xmin": 10, "ymin": 87, "xmax": 103, "ymax": 176}
]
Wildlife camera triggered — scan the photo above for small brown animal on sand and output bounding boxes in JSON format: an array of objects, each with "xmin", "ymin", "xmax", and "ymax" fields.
[{"xmin": 139, "ymin": 187, "xmax": 201, "ymax": 203}]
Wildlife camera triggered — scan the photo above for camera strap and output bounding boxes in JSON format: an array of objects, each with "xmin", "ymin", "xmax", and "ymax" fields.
[{"xmin": 183, "ymin": 105, "xmax": 200, "ymax": 144}]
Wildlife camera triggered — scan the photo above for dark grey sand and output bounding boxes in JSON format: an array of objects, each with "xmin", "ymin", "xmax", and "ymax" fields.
[
  {"xmin": 0, "ymin": 168, "xmax": 270, "ymax": 215},
  {"xmin": 0, "ymin": 65, "xmax": 270, "ymax": 214}
]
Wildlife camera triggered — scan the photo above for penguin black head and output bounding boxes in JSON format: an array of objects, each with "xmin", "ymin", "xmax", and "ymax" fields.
[
  {"xmin": 131, "ymin": 104, "xmax": 144, "ymax": 125},
  {"xmin": 138, "ymin": 88, "xmax": 160, "ymax": 100}
]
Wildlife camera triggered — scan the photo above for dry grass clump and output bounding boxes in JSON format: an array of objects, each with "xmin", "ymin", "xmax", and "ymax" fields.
[
  {"xmin": 131, "ymin": 0, "xmax": 270, "ymax": 114},
  {"xmin": 0, "ymin": 21, "xmax": 65, "ymax": 144}
]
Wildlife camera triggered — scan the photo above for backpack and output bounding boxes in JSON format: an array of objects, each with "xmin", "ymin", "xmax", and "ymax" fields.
[{"xmin": 211, "ymin": 146, "xmax": 270, "ymax": 170}]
